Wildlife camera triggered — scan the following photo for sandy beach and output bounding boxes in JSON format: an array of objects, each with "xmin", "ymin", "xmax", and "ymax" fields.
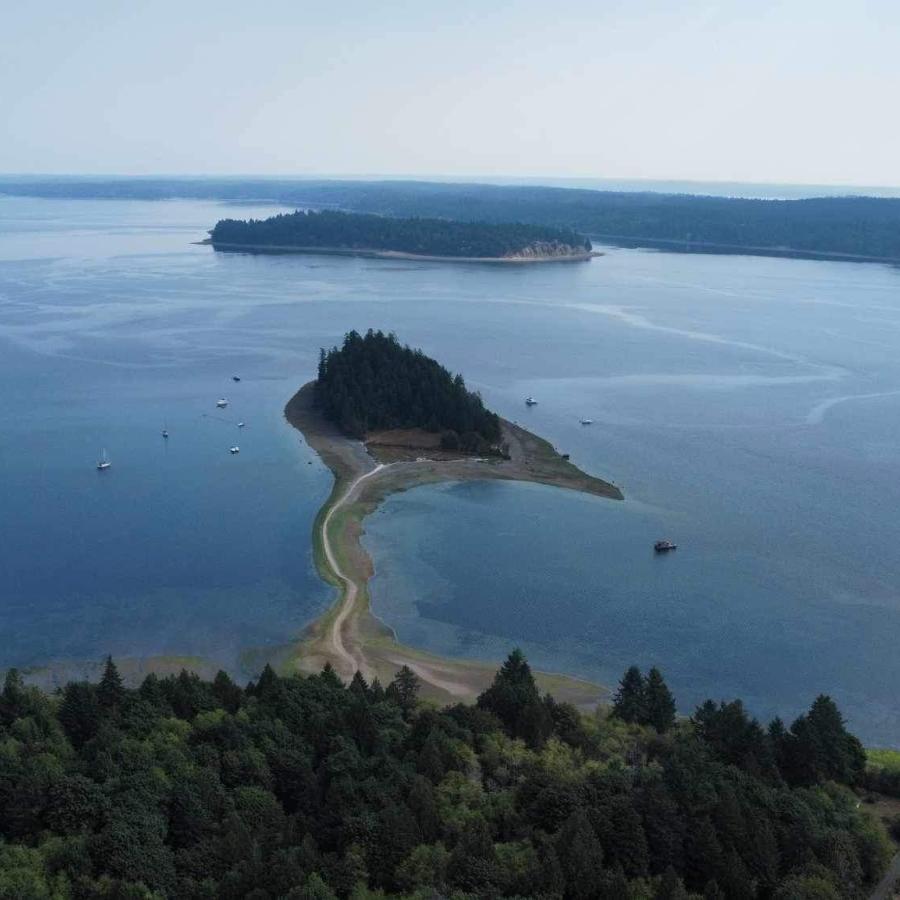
[{"xmin": 206, "ymin": 239, "xmax": 600, "ymax": 263}]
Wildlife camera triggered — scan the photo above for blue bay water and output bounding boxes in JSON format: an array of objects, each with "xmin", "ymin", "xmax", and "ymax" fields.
[{"xmin": 2, "ymin": 195, "xmax": 899, "ymax": 743}]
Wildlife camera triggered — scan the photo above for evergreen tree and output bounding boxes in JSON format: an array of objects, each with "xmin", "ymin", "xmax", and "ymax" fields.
[
  {"xmin": 780, "ymin": 695, "xmax": 866, "ymax": 786},
  {"xmin": 97, "ymin": 656, "xmax": 125, "ymax": 710},
  {"xmin": 254, "ymin": 663, "xmax": 280, "ymax": 700},
  {"xmin": 612, "ymin": 665, "xmax": 646, "ymax": 724},
  {"xmin": 319, "ymin": 662, "xmax": 343, "ymax": 690},
  {"xmin": 636, "ymin": 779, "xmax": 684, "ymax": 874},
  {"xmin": 683, "ymin": 817, "xmax": 724, "ymax": 891},
  {"xmin": 369, "ymin": 678, "xmax": 385, "ymax": 702},
  {"xmin": 211, "ymin": 670, "xmax": 242, "ymax": 714},
  {"xmin": 58, "ymin": 681, "xmax": 101, "ymax": 748},
  {"xmin": 386, "ymin": 665, "xmax": 420, "ymax": 719},
  {"xmin": 0, "ymin": 669, "xmax": 26, "ymax": 725},
  {"xmin": 407, "ymin": 776, "xmax": 439, "ymax": 843},
  {"xmin": 348, "ymin": 671, "xmax": 370, "ymax": 700},
  {"xmin": 477, "ymin": 648, "xmax": 552, "ymax": 746},
  {"xmin": 555, "ymin": 809, "xmax": 605, "ymax": 900},
  {"xmin": 644, "ymin": 667, "xmax": 677, "ymax": 733}
]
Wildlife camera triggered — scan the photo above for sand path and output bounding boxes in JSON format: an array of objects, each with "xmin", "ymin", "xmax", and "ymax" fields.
[{"xmin": 321, "ymin": 462, "xmax": 387, "ymax": 679}]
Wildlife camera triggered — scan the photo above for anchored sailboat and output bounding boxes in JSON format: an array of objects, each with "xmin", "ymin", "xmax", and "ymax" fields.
[{"xmin": 96, "ymin": 448, "xmax": 111, "ymax": 470}]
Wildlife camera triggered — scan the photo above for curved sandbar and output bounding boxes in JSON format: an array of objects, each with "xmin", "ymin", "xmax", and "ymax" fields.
[
  {"xmin": 286, "ymin": 382, "xmax": 620, "ymax": 707},
  {"xmin": 206, "ymin": 239, "xmax": 600, "ymax": 263}
]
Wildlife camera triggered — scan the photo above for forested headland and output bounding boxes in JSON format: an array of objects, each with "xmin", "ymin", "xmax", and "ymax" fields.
[
  {"xmin": 0, "ymin": 651, "xmax": 894, "ymax": 898},
  {"xmin": 6, "ymin": 177, "xmax": 900, "ymax": 262},
  {"xmin": 208, "ymin": 210, "xmax": 592, "ymax": 260},
  {"xmin": 315, "ymin": 330, "xmax": 502, "ymax": 453}
]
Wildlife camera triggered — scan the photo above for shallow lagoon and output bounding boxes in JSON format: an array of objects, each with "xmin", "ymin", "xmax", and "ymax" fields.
[{"xmin": 2, "ymin": 195, "xmax": 900, "ymax": 742}]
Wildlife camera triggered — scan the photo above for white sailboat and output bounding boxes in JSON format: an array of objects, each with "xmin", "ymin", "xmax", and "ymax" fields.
[{"xmin": 96, "ymin": 448, "xmax": 111, "ymax": 470}]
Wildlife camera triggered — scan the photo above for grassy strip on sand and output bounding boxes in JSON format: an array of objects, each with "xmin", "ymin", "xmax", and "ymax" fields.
[{"xmin": 284, "ymin": 381, "xmax": 621, "ymax": 709}]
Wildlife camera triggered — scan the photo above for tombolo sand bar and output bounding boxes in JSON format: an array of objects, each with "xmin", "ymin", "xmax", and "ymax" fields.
[{"xmin": 284, "ymin": 381, "xmax": 622, "ymax": 707}]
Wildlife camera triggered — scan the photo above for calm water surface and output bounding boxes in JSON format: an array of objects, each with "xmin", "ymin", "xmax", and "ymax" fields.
[{"xmin": 2, "ymin": 196, "xmax": 899, "ymax": 743}]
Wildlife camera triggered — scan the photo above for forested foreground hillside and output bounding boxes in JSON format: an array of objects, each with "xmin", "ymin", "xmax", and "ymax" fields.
[
  {"xmin": 315, "ymin": 330, "xmax": 502, "ymax": 450},
  {"xmin": 209, "ymin": 210, "xmax": 591, "ymax": 259},
  {"xmin": 0, "ymin": 651, "xmax": 893, "ymax": 899}
]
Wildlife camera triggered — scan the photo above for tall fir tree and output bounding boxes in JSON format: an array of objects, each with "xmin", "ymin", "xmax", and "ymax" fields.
[
  {"xmin": 644, "ymin": 667, "xmax": 677, "ymax": 733},
  {"xmin": 612, "ymin": 665, "xmax": 646, "ymax": 724},
  {"xmin": 97, "ymin": 655, "xmax": 124, "ymax": 710},
  {"xmin": 386, "ymin": 665, "xmax": 420, "ymax": 719}
]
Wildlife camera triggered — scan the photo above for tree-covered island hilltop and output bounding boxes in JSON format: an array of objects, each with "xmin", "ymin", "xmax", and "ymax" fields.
[
  {"xmin": 315, "ymin": 329, "xmax": 502, "ymax": 453},
  {"xmin": 208, "ymin": 209, "xmax": 594, "ymax": 261}
]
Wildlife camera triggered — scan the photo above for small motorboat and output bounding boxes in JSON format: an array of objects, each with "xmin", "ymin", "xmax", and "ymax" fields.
[
  {"xmin": 96, "ymin": 448, "xmax": 111, "ymax": 470},
  {"xmin": 580, "ymin": 418, "xmax": 593, "ymax": 425},
  {"xmin": 525, "ymin": 396, "xmax": 538, "ymax": 406},
  {"xmin": 229, "ymin": 446, "xmax": 240, "ymax": 454},
  {"xmin": 216, "ymin": 398, "xmax": 229, "ymax": 408},
  {"xmin": 654, "ymin": 539, "xmax": 677, "ymax": 553},
  {"xmin": 162, "ymin": 424, "xmax": 169, "ymax": 439},
  {"xmin": 232, "ymin": 375, "xmax": 241, "ymax": 382},
  {"xmin": 237, "ymin": 422, "xmax": 245, "ymax": 428}
]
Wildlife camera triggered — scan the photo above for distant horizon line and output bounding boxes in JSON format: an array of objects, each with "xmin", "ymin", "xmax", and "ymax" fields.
[{"xmin": 1, "ymin": 171, "xmax": 899, "ymax": 192}]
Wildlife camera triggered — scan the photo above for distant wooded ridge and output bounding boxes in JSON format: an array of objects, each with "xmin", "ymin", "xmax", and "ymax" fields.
[
  {"xmin": 316, "ymin": 329, "xmax": 502, "ymax": 452},
  {"xmin": 209, "ymin": 209, "xmax": 591, "ymax": 259},
  {"xmin": 4, "ymin": 177, "xmax": 900, "ymax": 262}
]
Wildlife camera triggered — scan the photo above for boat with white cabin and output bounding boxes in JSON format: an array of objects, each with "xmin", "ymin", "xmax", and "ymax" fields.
[
  {"xmin": 96, "ymin": 449, "xmax": 111, "ymax": 470},
  {"xmin": 525, "ymin": 396, "xmax": 538, "ymax": 406},
  {"xmin": 580, "ymin": 418, "xmax": 593, "ymax": 425},
  {"xmin": 216, "ymin": 398, "xmax": 228, "ymax": 408}
]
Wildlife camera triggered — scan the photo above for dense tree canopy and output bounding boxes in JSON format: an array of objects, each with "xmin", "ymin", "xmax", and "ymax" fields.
[
  {"xmin": 315, "ymin": 329, "xmax": 502, "ymax": 447},
  {"xmin": 0, "ymin": 654, "xmax": 890, "ymax": 898},
  {"xmin": 209, "ymin": 209, "xmax": 590, "ymax": 259}
]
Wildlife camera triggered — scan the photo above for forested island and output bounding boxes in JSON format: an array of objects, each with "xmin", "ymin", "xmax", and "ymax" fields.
[
  {"xmin": 315, "ymin": 330, "xmax": 502, "ymax": 453},
  {"xmin": 208, "ymin": 210, "xmax": 592, "ymax": 261},
  {"xmin": 0, "ymin": 653, "xmax": 895, "ymax": 897},
  {"xmin": 7, "ymin": 176, "xmax": 900, "ymax": 262}
]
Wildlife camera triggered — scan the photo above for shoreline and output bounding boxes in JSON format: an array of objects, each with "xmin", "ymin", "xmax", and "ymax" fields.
[
  {"xmin": 204, "ymin": 239, "xmax": 599, "ymax": 264},
  {"xmin": 284, "ymin": 381, "xmax": 619, "ymax": 708}
]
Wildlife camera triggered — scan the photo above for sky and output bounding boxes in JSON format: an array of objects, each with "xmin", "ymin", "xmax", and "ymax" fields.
[{"xmin": 2, "ymin": 0, "xmax": 898, "ymax": 187}]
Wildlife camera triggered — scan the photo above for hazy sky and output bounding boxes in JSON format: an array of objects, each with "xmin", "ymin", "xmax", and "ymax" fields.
[{"xmin": 2, "ymin": 0, "xmax": 898, "ymax": 186}]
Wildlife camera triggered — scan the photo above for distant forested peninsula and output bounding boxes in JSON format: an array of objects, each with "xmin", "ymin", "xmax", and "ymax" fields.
[
  {"xmin": 316, "ymin": 329, "xmax": 502, "ymax": 452},
  {"xmin": 208, "ymin": 209, "xmax": 592, "ymax": 260},
  {"xmin": 6, "ymin": 176, "xmax": 900, "ymax": 262}
]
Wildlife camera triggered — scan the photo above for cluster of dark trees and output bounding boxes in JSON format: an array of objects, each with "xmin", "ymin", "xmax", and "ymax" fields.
[
  {"xmin": 315, "ymin": 330, "xmax": 502, "ymax": 449},
  {"xmin": 611, "ymin": 666, "xmax": 677, "ymax": 734},
  {"xmin": 0, "ymin": 649, "xmax": 891, "ymax": 899},
  {"xmin": 6, "ymin": 177, "xmax": 900, "ymax": 262},
  {"xmin": 208, "ymin": 210, "xmax": 590, "ymax": 259}
]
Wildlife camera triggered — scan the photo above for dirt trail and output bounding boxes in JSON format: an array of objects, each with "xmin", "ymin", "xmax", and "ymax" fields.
[{"xmin": 320, "ymin": 462, "xmax": 386, "ymax": 679}]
